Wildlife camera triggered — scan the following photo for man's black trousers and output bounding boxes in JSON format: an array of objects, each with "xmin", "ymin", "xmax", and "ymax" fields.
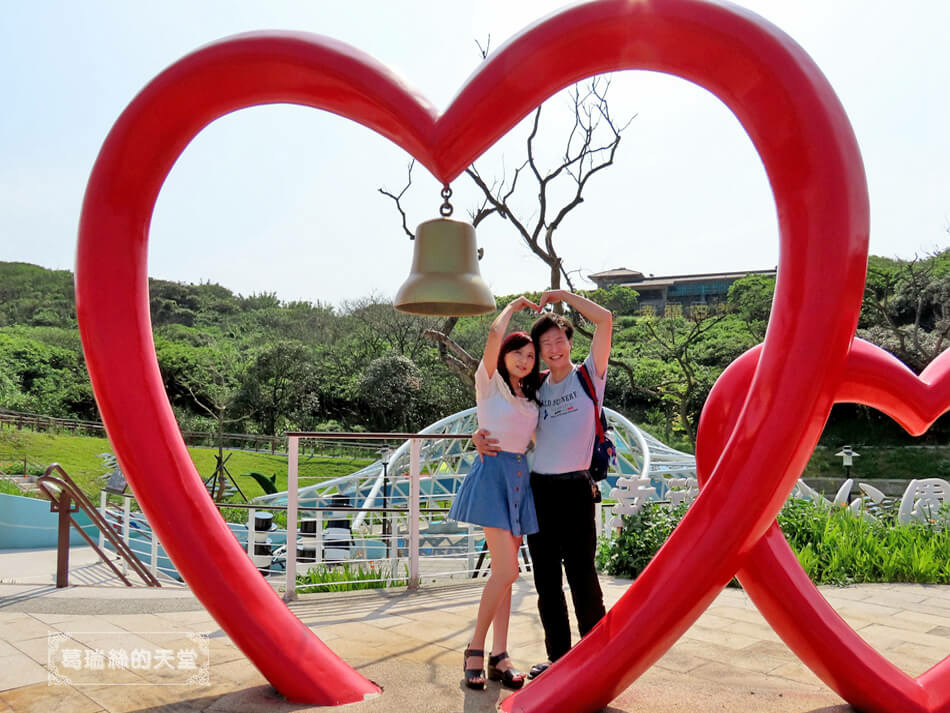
[{"xmin": 526, "ymin": 471, "xmax": 606, "ymax": 662}]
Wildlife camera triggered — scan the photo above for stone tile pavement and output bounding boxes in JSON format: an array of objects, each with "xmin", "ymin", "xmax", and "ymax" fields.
[{"xmin": 0, "ymin": 546, "xmax": 948, "ymax": 712}]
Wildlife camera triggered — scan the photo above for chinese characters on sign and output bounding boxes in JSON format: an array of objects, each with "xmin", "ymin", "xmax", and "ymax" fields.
[{"xmin": 48, "ymin": 632, "xmax": 210, "ymax": 686}]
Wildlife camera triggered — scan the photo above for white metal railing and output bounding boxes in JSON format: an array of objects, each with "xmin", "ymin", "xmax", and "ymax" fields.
[
  {"xmin": 95, "ymin": 488, "xmax": 537, "ymax": 592},
  {"xmin": 282, "ymin": 431, "xmax": 475, "ymax": 600},
  {"xmin": 90, "ymin": 428, "xmax": 645, "ymax": 593},
  {"xmin": 91, "ymin": 431, "xmax": 511, "ymax": 591}
]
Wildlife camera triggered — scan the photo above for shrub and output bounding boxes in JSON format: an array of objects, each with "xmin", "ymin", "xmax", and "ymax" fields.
[
  {"xmin": 596, "ymin": 502, "xmax": 688, "ymax": 578},
  {"xmin": 597, "ymin": 498, "xmax": 950, "ymax": 585}
]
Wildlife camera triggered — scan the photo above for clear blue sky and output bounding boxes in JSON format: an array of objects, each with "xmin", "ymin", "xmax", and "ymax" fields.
[{"xmin": 2, "ymin": 1, "xmax": 948, "ymax": 306}]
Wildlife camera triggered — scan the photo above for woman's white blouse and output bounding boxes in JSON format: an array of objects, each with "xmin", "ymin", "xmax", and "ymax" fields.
[{"xmin": 474, "ymin": 360, "xmax": 538, "ymax": 453}]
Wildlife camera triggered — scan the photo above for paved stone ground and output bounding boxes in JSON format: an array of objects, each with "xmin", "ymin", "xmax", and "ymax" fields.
[{"xmin": 0, "ymin": 547, "xmax": 948, "ymax": 713}]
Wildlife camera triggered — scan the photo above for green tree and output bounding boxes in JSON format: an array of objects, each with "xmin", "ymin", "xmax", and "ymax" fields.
[
  {"xmin": 236, "ymin": 341, "xmax": 316, "ymax": 436},
  {"xmin": 0, "ymin": 262, "xmax": 76, "ymax": 328},
  {"xmin": 859, "ymin": 250, "xmax": 950, "ymax": 372},
  {"xmin": 637, "ymin": 310, "xmax": 728, "ymax": 444},
  {"xmin": 341, "ymin": 296, "xmax": 441, "ymax": 362},
  {"xmin": 728, "ymin": 273, "xmax": 775, "ymax": 341},
  {"xmin": 581, "ymin": 285, "xmax": 639, "ymax": 316},
  {"xmin": 154, "ymin": 335, "xmax": 251, "ymax": 457},
  {"xmin": 603, "ymin": 308, "xmax": 757, "ymax": 446},
  {"xmin": 358, "ymin": 353, "xmax": 424, "ymax": 432},
  {"xmin": 0, "ymin": 330, "xmax": 95, "ymax": 418}
]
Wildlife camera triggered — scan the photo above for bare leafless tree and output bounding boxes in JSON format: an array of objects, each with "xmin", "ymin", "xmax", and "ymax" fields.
[
  {"xmin": 379, "ymin": 75, "xmax": 634, "ymax": 380},
  {"xmin": 465, "ymin": 78, "xmax": 634, "ymax": 295},
  {"xmin": 378, "ymin": 161, "xmax": 416, "ymax": 241}
]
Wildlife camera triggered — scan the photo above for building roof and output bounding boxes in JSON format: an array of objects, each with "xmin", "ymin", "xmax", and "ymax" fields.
[
  {"xmin": 588, "ymin": 267, "xmax": 776, "ymax": 285},
  {"xmin": 587, "ymin": 267, "xmax": 644, "ymax": 279}
]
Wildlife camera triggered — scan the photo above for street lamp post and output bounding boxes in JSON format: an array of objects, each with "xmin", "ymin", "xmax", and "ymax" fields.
[{"xmin": 835, "ymin": 445, "xmax": 860, "ymax": 501}]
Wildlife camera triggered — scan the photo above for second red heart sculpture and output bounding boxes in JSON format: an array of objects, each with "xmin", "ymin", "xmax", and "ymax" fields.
[{"xmin": 697, "ymin": 338, "xmax": 950, "ymax": 713}]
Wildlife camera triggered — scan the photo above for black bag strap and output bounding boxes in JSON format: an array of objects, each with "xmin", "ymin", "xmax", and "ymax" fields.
[{"xmin": 577, "ymin": 364, "xmax": 607, "ymax": 444}]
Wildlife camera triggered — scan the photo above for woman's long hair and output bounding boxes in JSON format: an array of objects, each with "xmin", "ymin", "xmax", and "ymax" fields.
[{"xmin": 496, "ymin": 331, "xmax": 541, "ymax": 406}]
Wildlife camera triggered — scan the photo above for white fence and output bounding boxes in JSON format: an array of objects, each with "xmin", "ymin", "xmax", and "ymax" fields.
[{"xmin": 282, "ymin": 432, "xmax": 536, "ymax": 600}]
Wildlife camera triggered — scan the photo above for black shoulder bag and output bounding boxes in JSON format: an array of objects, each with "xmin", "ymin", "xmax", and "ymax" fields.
[{"xmin": 576, "ymin": 363, "xmax": 616, "ymax": 484}]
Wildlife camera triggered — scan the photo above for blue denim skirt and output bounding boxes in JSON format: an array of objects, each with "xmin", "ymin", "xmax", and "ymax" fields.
[{"xmin": 448, "ymin": 451, "xmax": 539, "ymax": 537}]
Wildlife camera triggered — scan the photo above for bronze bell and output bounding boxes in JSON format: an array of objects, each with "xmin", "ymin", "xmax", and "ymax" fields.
[{"xmin": 394, "ymin": 218, "xmax": 496, "ymax": 316}]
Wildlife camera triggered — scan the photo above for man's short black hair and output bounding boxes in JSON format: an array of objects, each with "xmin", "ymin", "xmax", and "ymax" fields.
[{"xmin": 530, "ymin": 312, "xmax": 574, "ymax": 346}]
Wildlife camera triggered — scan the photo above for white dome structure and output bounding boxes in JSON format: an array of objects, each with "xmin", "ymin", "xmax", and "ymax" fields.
[{"xmin": 253, "ymin": 407, "xmax": 701, "ymax": 531}]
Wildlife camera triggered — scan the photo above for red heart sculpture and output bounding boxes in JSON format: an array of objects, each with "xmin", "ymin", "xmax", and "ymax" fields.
[
  {"xmin": 697, "ymin": 338, "xmax": 950, "ymax": 713},
  {"xmin": 75, "ymin": 0, "xmax": 869, "ymax": 710}
]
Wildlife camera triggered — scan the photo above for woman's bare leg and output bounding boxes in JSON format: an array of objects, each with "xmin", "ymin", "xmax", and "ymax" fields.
[
  {"xmin": 490, "ymin": 534, "xmax": 524, "ymax": 674},
  {"xmin": 466, "ymin": 528, "xmax": 522, "ymax": 682}
]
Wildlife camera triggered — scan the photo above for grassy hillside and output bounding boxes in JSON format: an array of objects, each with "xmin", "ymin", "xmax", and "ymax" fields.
[
  {"xmin": 615, "ymin": 425, "xmax": 950, "ymax": 481},
  {"xmin": 801, "ymin": 444, "xmax": 950, "ymax": 481},
  {"xmin": 0, "ymin": 430, "xmax": 373, "ymax": 500}
]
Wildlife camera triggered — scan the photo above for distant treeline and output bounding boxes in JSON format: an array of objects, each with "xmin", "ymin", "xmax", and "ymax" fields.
[{"xmin": 2, "ymin": 251, "xmax": 950, "ymax": 449}]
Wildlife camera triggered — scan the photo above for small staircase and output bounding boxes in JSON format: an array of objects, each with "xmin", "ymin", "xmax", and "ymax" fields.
[
  {"xmin": 205, "ymin": 479, "xmax": 239, "ymax": 500},
  {"xmin": 36, "ymin": 463, "xmax": 162, "ymax": 588},
  {"xmin": 1, "ymin": 472, "xmax": 41, "ymax": 495}
]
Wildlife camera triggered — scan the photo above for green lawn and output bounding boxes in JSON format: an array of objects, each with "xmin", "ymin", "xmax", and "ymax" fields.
[
  {"xmin": 5, "ymin": 427, "xmax": 945, "ymax": 505},
  {"xmin": 0, "ymin": 429, "xmax": 374, "ymax": 500}
]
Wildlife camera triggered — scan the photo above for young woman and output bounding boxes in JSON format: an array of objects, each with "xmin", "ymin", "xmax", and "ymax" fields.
[{"xmin": 448, "ymin": 296, "xmax": 541, "ymax": 691}]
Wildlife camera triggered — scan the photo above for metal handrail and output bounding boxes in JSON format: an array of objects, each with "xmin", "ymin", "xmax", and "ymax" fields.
[{"xmin": 36, "ymin": 463, "xmax": 161, "ymax": 588}]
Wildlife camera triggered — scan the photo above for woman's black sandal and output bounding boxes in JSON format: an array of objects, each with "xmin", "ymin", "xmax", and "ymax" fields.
[
  {"xmin": 463, "ymin": 647, "xmax": 486, "ymax": 690},
  {"xmin": 487, "ymin": 651, "xmax": 526, "ymax": 690}
]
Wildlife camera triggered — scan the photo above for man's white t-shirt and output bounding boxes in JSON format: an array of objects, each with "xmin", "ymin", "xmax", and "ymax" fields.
[
  {"xmin": 474, "ymin": 360, "xmax": 539, "ymax": 453},
  {"xmin": 531, "ymin": 353, "xmax": 606, "ymax": 475}
]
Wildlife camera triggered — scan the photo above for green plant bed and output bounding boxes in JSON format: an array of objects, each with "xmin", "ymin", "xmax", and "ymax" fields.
[
  {"xmin": 0, "ymin": 460, "xmax": 45, "ymax": 476},
  {"xmin": 597, "ymin": 499, "xmax": 950, "ymax": 585},
  {"xmin": 778, "ymin": 499, "xmax": 950, "ymax": 584},
  {"xmin": 216, "ymin": 502, "xmax": 289, "ymax": 528},
  {"xmin": 296, "ymin": 562, "xmax": 408, "ymax": 593}
]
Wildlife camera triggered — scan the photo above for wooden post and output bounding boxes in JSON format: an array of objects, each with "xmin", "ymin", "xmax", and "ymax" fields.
[{"xmin": 56, "ymin": 492, "xmax": 72, "ymax": 588}]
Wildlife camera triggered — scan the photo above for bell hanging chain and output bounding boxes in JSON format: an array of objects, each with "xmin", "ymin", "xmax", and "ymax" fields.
[{"xmin": 439, "ymin": 186, "xmax": 454, "ymax": 217}]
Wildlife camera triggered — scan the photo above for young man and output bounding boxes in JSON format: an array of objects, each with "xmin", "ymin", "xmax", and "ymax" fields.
[{"xmin": 473, "ymin": 289, "xmax": 612, "ymax": 679}]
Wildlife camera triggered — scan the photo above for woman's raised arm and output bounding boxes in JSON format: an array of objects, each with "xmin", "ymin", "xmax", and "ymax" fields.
[{"xmin": 482, "ymin": 296, "xmax": 539, "ymax": 377}]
